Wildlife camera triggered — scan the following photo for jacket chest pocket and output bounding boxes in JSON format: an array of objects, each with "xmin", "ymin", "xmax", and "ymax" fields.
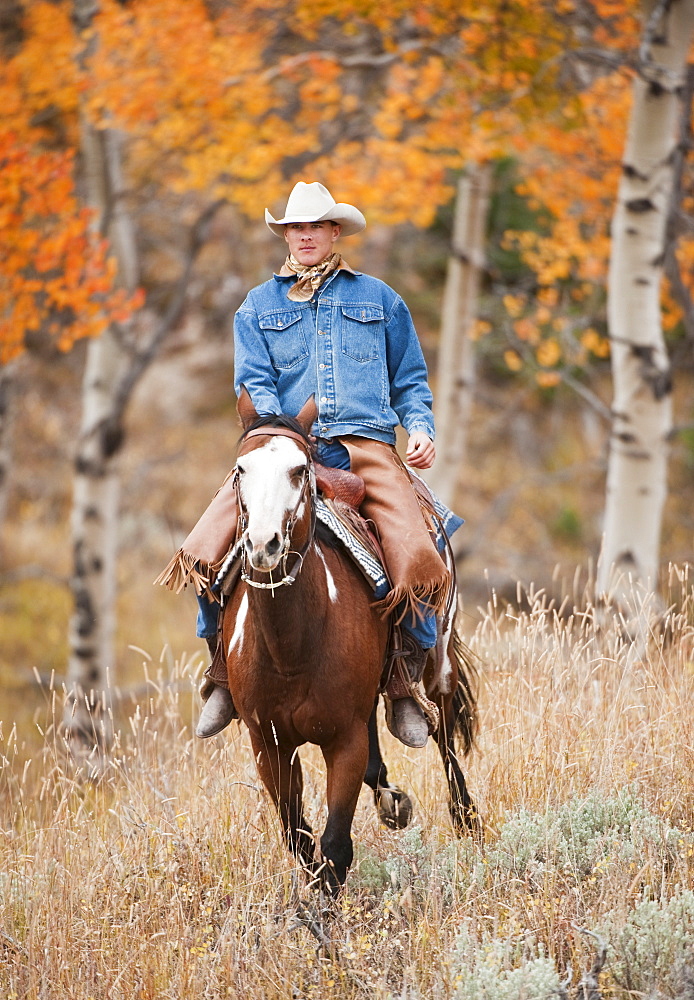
[
  {"xmin": 259, "ymin": 310, "xmax": 308, "ymax": 369},
  {"xmin": 340, "ymin": 304, "xmax": 383, "ymax": 362}
]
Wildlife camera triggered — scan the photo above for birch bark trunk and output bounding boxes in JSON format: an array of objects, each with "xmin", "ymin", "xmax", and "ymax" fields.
[
  {"xmin": 597, "ymin": 0, "xmax": 694, "ymax": 604},
  {"xmin": 63, "ymin": 0, "xmax": 140, "ymax": 761},
  {"xmin": 65, "ymin": 3, "xmax": 223, "ymax": 763},
  {"xmin": 64, "ymin": 122, "xmax": 138, "ymax": 761},
  {"xmin": 428, "ymin": 166, "xmax": 490, "ymax": 509}
]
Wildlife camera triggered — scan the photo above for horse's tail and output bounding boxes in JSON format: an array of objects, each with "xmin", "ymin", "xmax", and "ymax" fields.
[{"xmin": 450, "ymin": 626, "xmax": 479, "ymax": 757}]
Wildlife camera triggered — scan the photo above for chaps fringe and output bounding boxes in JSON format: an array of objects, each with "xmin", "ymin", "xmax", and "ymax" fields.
[
  {"xmin": 153, "ymin": 549, "xmax": 221, "ymax": 601},
  {"xmin": 375, "ymin": 578, "xmax": 449, "ymax": 624}
]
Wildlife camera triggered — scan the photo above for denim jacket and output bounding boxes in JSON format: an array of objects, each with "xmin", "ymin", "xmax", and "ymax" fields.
[{"xmin": 233, "ymin": 265, "xmax": 435, "ymax": 444}]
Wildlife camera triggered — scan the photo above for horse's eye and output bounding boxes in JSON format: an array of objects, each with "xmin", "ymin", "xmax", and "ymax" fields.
[{"xmin": 290, "ymin": 465, "xmax": 306, "ymax": 482}]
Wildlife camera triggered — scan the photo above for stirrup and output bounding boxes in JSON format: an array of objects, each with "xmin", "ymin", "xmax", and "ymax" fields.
[{"xmin": 384, "ymin": 635, "xmax": 439, "ymax": 735}]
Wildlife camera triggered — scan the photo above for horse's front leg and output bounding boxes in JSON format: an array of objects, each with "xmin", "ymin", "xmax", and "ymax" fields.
[
  {"xmin": 249, "ymin": 729, "xmax": 317, "ymax": 871},
  {"xmin": 320, "ymin": 723, "xmax": 372, "ymax": 895},
  {"xmin": 363, "ymin": 698, "xmax": 413, "ymax": 830}
]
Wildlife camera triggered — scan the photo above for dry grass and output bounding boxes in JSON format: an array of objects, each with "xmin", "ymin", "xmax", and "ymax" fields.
[{"xmin": 2, "ymin": 569, "xmax": 694, "ymax": 999}]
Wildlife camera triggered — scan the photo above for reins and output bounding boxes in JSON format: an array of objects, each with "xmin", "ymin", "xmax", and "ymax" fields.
[{"xmin": 234, "ymin": 426, "xmax": 316, "ymax": 592}]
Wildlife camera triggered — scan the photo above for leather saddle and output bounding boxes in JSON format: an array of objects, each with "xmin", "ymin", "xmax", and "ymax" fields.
[{"xmin": 314, "ymin": 462, "xmax": 365, "ymax": 509}]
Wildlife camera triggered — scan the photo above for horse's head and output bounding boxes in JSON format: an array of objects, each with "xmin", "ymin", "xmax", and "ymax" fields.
[{"xmin": 235, "ymin": 390, "xmax": 317, "ymax": 576}]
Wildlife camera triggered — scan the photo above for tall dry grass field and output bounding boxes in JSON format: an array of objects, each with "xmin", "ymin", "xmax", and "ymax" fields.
[{"xmin": 2, "ymin": 569, "xmax": 694, "ymax": 999}]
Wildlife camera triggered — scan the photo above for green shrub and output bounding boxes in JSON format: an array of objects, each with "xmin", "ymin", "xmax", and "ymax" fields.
[
  {"xmin": 353, "ymin": 825, "xmax": 474, "ymax": 906},
  {"xmin": 483, "ymin": 786, "xmax": 685, "ymax": 886},
  {"xmin": 452, "ymin": 927, "xmax": 563, "ymax": 1000},
  {"xmin": 598, "ymin": 890, "xmax": 694, "ymax": 998}
]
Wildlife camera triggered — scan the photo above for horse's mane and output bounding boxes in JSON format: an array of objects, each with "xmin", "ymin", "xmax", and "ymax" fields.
[{"xmin": 239, "ymin": 413, "xmax": 312, "ymax": 445}]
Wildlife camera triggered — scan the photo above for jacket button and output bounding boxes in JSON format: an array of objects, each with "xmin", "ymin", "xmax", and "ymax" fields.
[
  {"xmin": 318, "ymin": 330, "xmax": 326, "ymax": 335},
  {"xmin": 320, "ymin": 396, "xmax": 328, "ymax": 403}
]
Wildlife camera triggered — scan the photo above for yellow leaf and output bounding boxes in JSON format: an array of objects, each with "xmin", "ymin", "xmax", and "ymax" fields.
[{"xmin": 536, "ymin": 338, "xmax": 561, "ymax": 368}]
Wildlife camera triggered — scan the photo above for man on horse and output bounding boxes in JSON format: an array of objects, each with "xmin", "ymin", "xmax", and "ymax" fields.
[{"xmin": 157, "ymin": 181, "xmax": 461, "ymax": 749}]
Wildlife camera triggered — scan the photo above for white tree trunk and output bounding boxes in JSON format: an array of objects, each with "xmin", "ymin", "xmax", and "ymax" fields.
[
  {"xmin": 64, "ymin": 1, "xmax": 222, "ymax": 763},
  {"xmin": 598, "ymin": 0, "xmax": 694, "ymax": 603},
  {"xmin": 428, "ymin": 165, "xmax": 490, "ymax": 508},
  {"xmin": 64, "ymin": 123, "xmax": 137, "ymax": 760}
]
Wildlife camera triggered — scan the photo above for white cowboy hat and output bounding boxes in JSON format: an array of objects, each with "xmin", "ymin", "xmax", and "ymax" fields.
[{"xmin": 265, "ymin": 181, "xmax": 366, "ymax": 238}]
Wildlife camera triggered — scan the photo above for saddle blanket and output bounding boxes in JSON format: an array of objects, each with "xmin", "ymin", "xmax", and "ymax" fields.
[
  {"xmin": 315, "ymin": 498, "xmax": 389, "ymax": 596},
  {"xmin": 315, "ymin": 491, "xmax": 463, "ymax": 598}
]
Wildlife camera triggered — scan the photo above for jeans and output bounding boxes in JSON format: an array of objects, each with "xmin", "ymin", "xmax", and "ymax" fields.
[{"xmin": 196, "ymin": 436, "xmax": 438, "ymax": 650}]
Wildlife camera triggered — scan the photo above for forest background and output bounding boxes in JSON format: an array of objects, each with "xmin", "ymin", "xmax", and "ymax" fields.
[
  {"xmin": 1, "ymin": 0, "xmax": 694, "ymax": 729},
  {"xmin": 3, "ymin": 3, "xmax": 694, "ymax": 998}
]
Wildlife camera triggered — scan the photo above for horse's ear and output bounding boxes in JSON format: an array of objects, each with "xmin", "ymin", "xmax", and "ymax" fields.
[
  {"xmin": 237, "ymin": 386, "xmax": 259, "ymax": 430},
  {"xmin": 295, "ymin": 395, "xmax": 317, "ymax": 434}
]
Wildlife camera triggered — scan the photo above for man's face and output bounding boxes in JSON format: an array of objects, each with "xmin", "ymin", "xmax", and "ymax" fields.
[{"xmin": 284, "ymin": 221, "xmax": 341, "ymax": 267}]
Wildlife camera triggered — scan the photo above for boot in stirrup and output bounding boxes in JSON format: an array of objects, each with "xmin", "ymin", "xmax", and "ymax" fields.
[
  {"xmin": 385, "ymin": 636, "xmax": 438, "ymax": 749},
  {"xmin": 196, "ymin": 636, "xmax": 238, "ymax": 739}
]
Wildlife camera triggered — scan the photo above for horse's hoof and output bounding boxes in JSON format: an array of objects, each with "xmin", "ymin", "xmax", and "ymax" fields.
[
  {"xmin": 376, "ymin": 786, "xmax": 413, "ymax": 830},
  {"xmin": 195, "ymin": 685, "xmax": 238, "ymax": 738}
]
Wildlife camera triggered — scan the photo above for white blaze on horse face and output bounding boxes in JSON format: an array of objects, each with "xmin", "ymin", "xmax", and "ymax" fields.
[{"xmin": 239, "ymin": 437, "xmax": 308, "ymax": 571}]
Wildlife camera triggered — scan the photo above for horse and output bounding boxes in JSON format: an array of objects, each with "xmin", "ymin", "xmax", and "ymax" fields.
[{"xmin": 221, "ymin": 392, "xmax": 480, "ymax": 894}]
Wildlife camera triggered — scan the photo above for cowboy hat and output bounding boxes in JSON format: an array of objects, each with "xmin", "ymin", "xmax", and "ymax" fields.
[{"xmin": 265, "ymin": 181, "xmax": 366, "ymax": 238}]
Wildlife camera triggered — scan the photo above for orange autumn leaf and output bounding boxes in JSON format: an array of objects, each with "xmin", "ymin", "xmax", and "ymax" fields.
[{"xmin": 0, "ymin": 130, "xmax": 140, "ymax": 364}]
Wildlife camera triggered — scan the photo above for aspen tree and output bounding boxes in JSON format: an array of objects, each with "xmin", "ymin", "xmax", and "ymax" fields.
[{"xmin": 598, "ymin": 0, "xmax": 694, "ymax": 603}]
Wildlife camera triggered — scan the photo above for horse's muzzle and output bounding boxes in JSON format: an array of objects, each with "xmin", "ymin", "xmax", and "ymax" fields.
[{"xmin": 245, "ymin": 532, "xmax": 284, "ymax": 571}]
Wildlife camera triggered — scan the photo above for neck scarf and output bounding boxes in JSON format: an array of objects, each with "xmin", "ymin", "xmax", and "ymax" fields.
[{"xmin": 284, "ymin": 252, "xmax": 342, "ymax": 302}]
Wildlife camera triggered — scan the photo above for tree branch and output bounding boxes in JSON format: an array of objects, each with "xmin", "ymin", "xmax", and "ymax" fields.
[
  {"xmin": 261, "ymin": 37, "xmax": 447, "ymax": 82},
  {"xmin": 505, "ymin": 328, "xmax": 612, "ymax": 422},
  {"xmin": 559, "ymin": 370, "xmax": 613, "ymax": 422},
  {"xmin": 105, "ymin": 198, "xmax": 226, "ymax": 432},
  {"xmin": 570, "ymin": 47, "xmax": 632, "ymax": 73},
  {"xmin": 573, "ymin": 2, "xmax": 685, "ymax": 92},
  {"xmin": 638, "ymin": 0, "xmax": 673, "ymax": 67},
  {"xmin": 638, "ymin": 0, "xmax": 686, "ymax": 91}
]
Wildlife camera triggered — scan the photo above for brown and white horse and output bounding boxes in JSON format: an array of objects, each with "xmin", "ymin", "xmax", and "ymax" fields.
[{"xmin": 222, "ymin": 392, "xmax": 479, "ymax": 894}]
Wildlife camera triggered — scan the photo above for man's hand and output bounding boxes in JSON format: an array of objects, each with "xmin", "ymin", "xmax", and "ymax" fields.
[{"xmin": 405, "ymin": 432, "xmax": 435, "ymax": 470}]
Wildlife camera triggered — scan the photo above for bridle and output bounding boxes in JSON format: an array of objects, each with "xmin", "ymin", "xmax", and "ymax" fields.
[{"xmin": 234, "ymin": 426, "xmax": 316, "ymax": 592}]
